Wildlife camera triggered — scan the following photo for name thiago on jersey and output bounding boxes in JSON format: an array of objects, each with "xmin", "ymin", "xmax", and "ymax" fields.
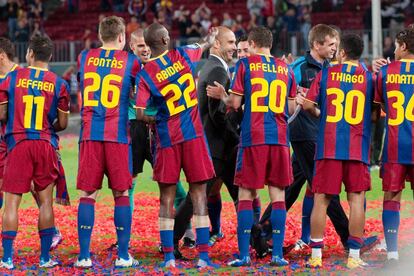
[
  {"xmin": 16, "ymin": 78, "xmax": 55, "ymax": 93},
  {"xmin": 330, "ymin": 72, "xmax": 365, "ymax": 84}
]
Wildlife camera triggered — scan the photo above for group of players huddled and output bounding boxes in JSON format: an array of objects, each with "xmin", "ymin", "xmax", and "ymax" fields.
[{"xmin": 0, "ymin": 14, "xmax": 412, "ymax": 270}]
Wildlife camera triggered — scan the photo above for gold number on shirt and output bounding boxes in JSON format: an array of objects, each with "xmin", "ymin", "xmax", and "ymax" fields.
[
  {"xmin": 326, "ymin": 88, "xmax": 365, "ymax": 125},
  {"xmin": 251, "ymin": 78, "xmax": 287, "ymax": 113},
  {"xmin": 83, "ymin": 72, "xmax": 122, "ymax": 108},
  {"xmin": 22, "ymin": 95, "xmax": 45, "ymax": 130},
  {"xmin": 387, "ymin": 90, "xmax": 414, "ymax": 126},
  {"xmin": 159, "ymin": 73, "xmax": 197, "ymax": 116}
]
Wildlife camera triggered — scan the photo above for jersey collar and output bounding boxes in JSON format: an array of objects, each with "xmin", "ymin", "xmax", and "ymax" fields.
[
  {"xmin": 149, "ymin": 50, "xmax": 169, "ymax": 62},
  {"xmin": 28, "ymin": 66, "xmax": 48, "ymax": 71},
  {"xmin": 400, "ymin": 59, "xmax": 414, "ymax": 62}
]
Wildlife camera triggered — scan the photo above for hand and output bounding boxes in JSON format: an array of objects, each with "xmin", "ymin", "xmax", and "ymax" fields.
[
  {"xmin": 372, "ymin": 57, "xmax": 390, "ymax": 73},
  {"xmin": 295, "ymin": 93, "xmax": 306, "ymax": 106},
  {"xmin": 143, "ymin": 115, "xmax": 155, "ymax": 124},
  {"xmin": 206, "ymin": 81, "xmax": 225, "ymax": 100},
  {"xmin": 281, "ymin": 53, "xmax": 294, "ymax": 64},
  {"xmin": 204, "ymin": 27, "xmax": 218, "ymax": 46}
]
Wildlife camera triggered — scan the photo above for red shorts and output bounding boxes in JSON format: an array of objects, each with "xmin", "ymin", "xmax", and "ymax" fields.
[
  {"xmin": 312, "ymin": 159, "xmax": 371, "ymax": 195},
  {"xmin": 2, "ymin": 140, "xmax": 59, "ymax": 193},
  {"xmin": 153, "ymin": 136, "xmax": 215, "ymax": 184},
  {"xmin": 0, "ymin": 140, "xmax": 7, "ymax": 179},
  {"xmin": 77, "ymin": 141, "xmax": 132, "ymax": 192},
  {"xmin": 380, "ymin": 163, "xmax": 414, "ymax": 192},
  {"xmin": 234, "ymin": 145, "xmax": 293, "ymax": 189}
]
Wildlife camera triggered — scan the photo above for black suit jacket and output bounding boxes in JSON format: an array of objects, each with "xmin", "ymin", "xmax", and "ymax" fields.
[{"xmin": 197, "ymin": 55, "xmax": 241, "ymax": 160}]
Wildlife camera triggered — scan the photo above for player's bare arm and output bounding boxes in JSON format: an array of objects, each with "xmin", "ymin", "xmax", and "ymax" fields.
[
  {"xmin": 297, "ymin": 94, "xmax": 320, "ymax": 117},
  {"xmin": 0, "ymin": 102, "xmax": 7, "ymax": 123},
  {"xmin": 136, "ymin": 108, "xmax": 155, "ymax": 124},
  {"xmin": 287, "ymin": 99, "xmax": 296, "ymax": 116},
  {"xmin": 197, "ymin": 27, "xmax": 219, "ymax": 51},
  {"xmin": 53, "ymin": 110, "xmax": 69, "ymax": 132}
]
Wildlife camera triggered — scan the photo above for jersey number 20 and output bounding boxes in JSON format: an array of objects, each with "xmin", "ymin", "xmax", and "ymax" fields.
[{"xmin": 251, "ymin": 78, "xmax": 287, "ymax": 113}]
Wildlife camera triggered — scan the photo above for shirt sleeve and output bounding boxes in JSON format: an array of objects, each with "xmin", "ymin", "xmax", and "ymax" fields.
[
  {"xmin": 374, "ymin": 69, "xmax": 384, "ymax": 104},
  {"xmin": 229, "ymin": 60, "xmax": 245, "ymax": 96},
  {"xmin": 58, "ymin": 80, "xmax": 70, "ymax": 113},
  {"xmin": 288, "ymin": 67, "xmax": 297, "ymax": 99},
  {"xmin": 306, "ymin": 70, "xmax": 322, "ymax": 104},
  {"xmin": 135, "ymin": 73, "xmax": 151, "ymax": 109},
  {"xmin": 0, "ymin": 76, "xmax": 10, "ymax": 104},
  {"xmin": 180, "ymin": 44, "xmax": 203, "ymax": 63}
]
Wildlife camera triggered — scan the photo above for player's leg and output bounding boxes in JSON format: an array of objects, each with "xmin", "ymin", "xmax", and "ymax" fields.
[
  {"xmin": 267, "ymin": 145, "xmax": 292, "ymax": 266},
  {"xmin": 159, "ymin": 183, "xmax": 177, "ymax": 267},
  {"xmin": 153, "ymin": 142, "xmax": 183, "ymax": 267},
  {"xmin": 75, "ymin": 141, "xmax": 105, "ymax": 267},
  {"xmin": 37, "ymin": 183, "xmax": 58, "ymax": 267},
  {"xmin": 1, "ymin": 192, "xmax": 22, "ymax": 269},
  {"xmin": 207, "ymin": 178, "xmax": 224, "ymax": 246},
  {"xmin": 229, "ymin": 145, "xmax": 269, "ymax": 267},
  {"xmin": 182, "ymin": 137, "xmax": 216, "ymax": 268},
  {"xmin": 0, "ymin": 140, "xmax": 7, "ymax": 209},
  {"xmin": 381, "ymin": 163, "xmax": 406, "ymax": 264},
  {"xmin": 106, "ymin": 142, "xmax": 137, "ymax": 267},
  {"xmin": 308, "ymin": 160, "xmax": 341, "ymax": 268},
  {"xmin": 175, "ymin": 182, "xmax": 195, "ymax": 247},
  {"xmin": 346, "ymin": 191, "xmax": 367, "ymax": 268}
]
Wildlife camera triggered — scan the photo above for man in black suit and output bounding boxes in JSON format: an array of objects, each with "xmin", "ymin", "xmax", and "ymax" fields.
[{"xmin": 171, "ymin": 26, "xmax": 239, "ymax": 257}]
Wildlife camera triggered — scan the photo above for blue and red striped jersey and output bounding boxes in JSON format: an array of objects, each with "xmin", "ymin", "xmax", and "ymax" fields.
[
  {"xmin": 135, "ymin": 44, "xmax": 204, "ymax": 148},
  {"xmin": 0, "ymin": 64, "xmax": 20, "ymax": 139},
  {"xmin": 0, "ymin": 66, "xmax": 70, "ymax": 150},
  {"xmin": 375, "ymin": 59, "xmax": 414, "ymax": 164},
  {"xmin": 307, "ymin": 62, "xmax": 374, "ymax": 164},
  {"xmin": 78, "ymin": 48, "xmax": 141, "ymax": 144},
  {"xmin": 229, "ymin": 54, "xmax": 296, "ymax": 147}
]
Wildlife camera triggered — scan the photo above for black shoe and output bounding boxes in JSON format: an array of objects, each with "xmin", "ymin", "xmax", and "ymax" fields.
[
  {"xmin": 173, "ymin": 246, "xmax": 189, "ymax": 261},
  {"xmin": 250, "ymin": 224, "xmax": 269, "ymax": 258},
  {"xmin": 183, "ymin": 237, "xmax": 196, "ymax": 248}
]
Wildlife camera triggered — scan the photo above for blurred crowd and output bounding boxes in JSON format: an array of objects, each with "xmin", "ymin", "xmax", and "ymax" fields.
[{"xmin": 0, "ymin": 0, "xmax": 45, "ymax": 42}]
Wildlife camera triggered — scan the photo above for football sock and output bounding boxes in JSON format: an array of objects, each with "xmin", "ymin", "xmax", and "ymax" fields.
[
  {"xmin": 383, "ymin": 200, "xmax": 400, "ymax": 257},
  {"xmin": 301, "ymin": 189, "xmax": 314, "ymax": 244},
  {"xmin": 253, "ymin": 197, "xmax": 261, "ymax": 224},
  {"xmin": 39, "ymin": 227, "xmax": 55, "ymax": 261},
  {"xmin": 207, "ymin": 194, "xmax": 222, "ymax": 234},
  {"xmin": 77, "ymin": 197, "xmax": 95, "ymax": 260},
  {"xmin": 237, "ymin": 200, "xmax": 253, "ymax": 259},
  {"xmin": 347, "ymin": 235, "xmax": 363, "ymax": 259},
  {"xmin": 114, "ymin": 196, "xmax": 131, "ymax": 260},
  {"xmin": 270, "ymin": 201, "xmax": 286, "ymax": 257},
  {"xmin": 310, "ymin": 238, "xmax": 324, "ymax": 258},
  {"xmin": 159, "ymin": 217, "xmax": 175, "ymax": 262},
  {"xmin": 128, "ymin": 177, "xmax": 137, "ymax": 213},
  {"xmin": 194, "ymin": 215, "xmax": 210, "ymax": 261},
  {"xmin": 2, "ymin": 231, "xmax": 16, "ymax": 262}
]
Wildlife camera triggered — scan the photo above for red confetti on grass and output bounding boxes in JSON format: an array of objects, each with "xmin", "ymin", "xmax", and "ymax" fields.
[{"xmin": 1, "ymin": 194, "xmax": 414, "ymax": 274}]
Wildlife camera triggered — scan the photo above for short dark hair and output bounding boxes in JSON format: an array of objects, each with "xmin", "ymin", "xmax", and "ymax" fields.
[
  {"xmin": 237, "ymin": 34, "xmax": 248, "ymax": 45},
  {"xmin": 28, "ymin": 34, "xmax": 53, "ymax": 62},
  {"xmin": 396, "ymin": 27, "xmax": 414, "ymax": 54},
  {"xmin": 339, "ymin": 33, "xmax": 363, "ymax": 60},
  {"xmin": 247, "ymin": 26, "xmax": 273, "ymax": 49},
  {"xmin": 0, "ymin": 37, "xmax": 15, "ymax": 60}
]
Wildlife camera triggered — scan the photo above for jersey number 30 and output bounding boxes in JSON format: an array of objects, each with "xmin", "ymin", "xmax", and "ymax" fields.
[{"xmin": 326, "ymin": 88, "xmax": 365, "ymax": 125}]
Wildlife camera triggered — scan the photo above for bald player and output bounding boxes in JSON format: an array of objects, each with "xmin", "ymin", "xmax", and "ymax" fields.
[{"xmin": 135, "ymin": 23, "xmax": 219, "ymax": 268}]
